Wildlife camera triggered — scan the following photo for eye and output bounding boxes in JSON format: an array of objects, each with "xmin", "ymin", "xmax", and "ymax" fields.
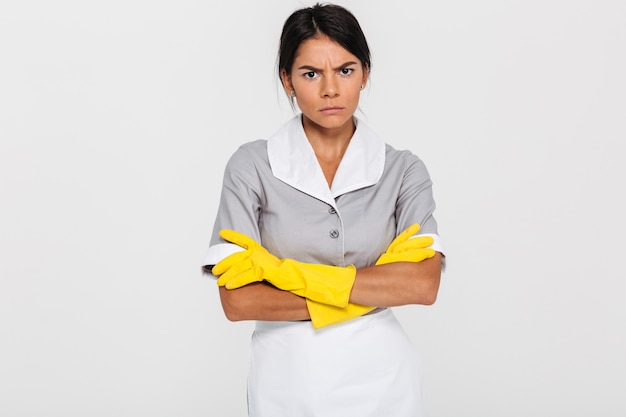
[
  {"xmin": 340, "ymin": 68, "xmax": 354, "ymax": 76},
  {"xmin": 304, "ymin": 71, "xmax": 318, "ymax": 79}
]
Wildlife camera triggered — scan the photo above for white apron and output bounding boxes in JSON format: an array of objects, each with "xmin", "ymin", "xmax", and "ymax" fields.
[{"xmin": 247, "ymin": 309, "xmax": 427, "ymax": 417}]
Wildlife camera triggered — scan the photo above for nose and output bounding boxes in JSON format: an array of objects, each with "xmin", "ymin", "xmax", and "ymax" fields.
[{"xmin": 321, "ymin": 76, "xmax": 339, "ymax": 98}]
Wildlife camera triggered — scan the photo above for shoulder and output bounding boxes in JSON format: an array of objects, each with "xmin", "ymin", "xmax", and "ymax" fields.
[
  {"xmin": 230, "ymin": 139, "xmax": 267, "ymax": 161},
  {"xmin": 384, "ymin": 143, "xmax": 429, "ymax": 173},
  {"xmin": 219, "ymin": 140, "xmax": 271, "ymax": 191},
  {"xmin": 225, "ymin": 139, "xmax": 268, "ymax": 170}
]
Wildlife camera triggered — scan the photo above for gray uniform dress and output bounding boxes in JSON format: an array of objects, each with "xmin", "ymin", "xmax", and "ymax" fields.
[{"xmin": 203, "ymin": 115, "xmax": 442, "ymax": 417}]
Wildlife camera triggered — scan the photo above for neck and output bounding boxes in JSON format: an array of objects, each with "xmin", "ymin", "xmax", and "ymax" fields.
[
  {"xmin": 301, "ymin": 116, "xmax": 356, "ymax": 187},
  {"xmin": 302, "ymin": 116, "xmax": 355, "ymax": 162}
]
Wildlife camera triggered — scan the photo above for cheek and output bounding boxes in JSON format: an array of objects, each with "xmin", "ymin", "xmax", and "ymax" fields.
[
  {"xmin": 347, "ymin": 86, "xmax": 362, "ymax": 104},
  {"xmin": 294, "ymin": 85, "xmax": 317, "ymax": 104}
]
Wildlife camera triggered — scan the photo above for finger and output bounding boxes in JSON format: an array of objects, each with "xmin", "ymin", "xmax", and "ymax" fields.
[
  {"xmin": 212, "ymin": 251, "xmax": 251, "ymax": 276},
  {"xmin": 398, "ymin": 247, "xmax": 436, "ymax": 262},
  {"xmin": 387, "ymin": 224, "xmax": 421, "ymax": 252},
  {"xmin": 219, "ymin": 229, "xmax": 259, "ymax": 250},
  {"xmin": 216, "ymin": 258, "xmax": 254, "ymax": 286},
  {"xmin": 389, "ymin": 235, "xmax": 434, "ymax": 254},
  {"xmin": 224, "ymin": 269, "xmax": 264, "ymax": 290}
]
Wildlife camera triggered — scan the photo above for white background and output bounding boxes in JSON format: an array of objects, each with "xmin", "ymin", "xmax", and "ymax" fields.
[{"xmin": 1, "ymin": 0, "xmax": 624, "ymax": 416}]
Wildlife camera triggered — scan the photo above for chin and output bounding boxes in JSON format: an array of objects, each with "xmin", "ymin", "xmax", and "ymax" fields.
[{"xmin": 305, "ymin": 115, "xmax": 355, "ymax": 131}]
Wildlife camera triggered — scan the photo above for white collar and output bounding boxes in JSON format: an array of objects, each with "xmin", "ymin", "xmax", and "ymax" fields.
[{"xmin": 267, "ymin": 115, "xmax": 386, "ymax": 207}]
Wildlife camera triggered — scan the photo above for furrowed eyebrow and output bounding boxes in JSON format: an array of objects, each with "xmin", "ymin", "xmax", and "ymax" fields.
[{"xmin": 296, "ymin": 61, "xmax": 359, "ymax": 72}]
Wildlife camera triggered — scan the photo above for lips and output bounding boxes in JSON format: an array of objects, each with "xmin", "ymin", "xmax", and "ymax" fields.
[{"xmin": 320, "ymin": 106, "xmax": 344, "ymax": 115}]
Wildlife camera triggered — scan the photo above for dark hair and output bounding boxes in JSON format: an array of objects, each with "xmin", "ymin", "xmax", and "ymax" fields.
[{"xmin": 278, "ymin": 3, "xmax": 371, "ymax": 84}]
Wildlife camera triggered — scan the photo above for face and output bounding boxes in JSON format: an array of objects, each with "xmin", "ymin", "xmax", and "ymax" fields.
[{"xmin": 281, "ymin": 35, "xmax": 369, "ymax": 135}]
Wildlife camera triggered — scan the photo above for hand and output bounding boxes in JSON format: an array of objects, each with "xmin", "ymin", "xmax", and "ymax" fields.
[
  {"xmin": 212, "ymin": 230, "xmax": 281, "ymax": 289},
  {"xmin": 376, "ymin": 224, "xmax": 436, "ymax": 265}
]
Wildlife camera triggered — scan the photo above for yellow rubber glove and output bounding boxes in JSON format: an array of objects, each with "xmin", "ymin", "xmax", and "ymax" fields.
[
  {"xmin": 375, "ymin": 223, "xmax": 435, "ymax": 264},
  {"xmin": 307, "ymin": 224, "xmax": 436, "ymax": 329},
  {"xmin": 212, "ymin": 230, "xmax": 356, "ymax": 308},
  {"xmin": 306, "ymin": 299, "xmax": 374, "ymax": 329}
]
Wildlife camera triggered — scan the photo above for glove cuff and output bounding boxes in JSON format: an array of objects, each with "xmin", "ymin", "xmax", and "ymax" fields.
[
  {"xmin": 280, "ymin": 261, "xmax": 357, "ymax": 308},
  {"xmin": 306, "ymin": 298, "xmax": 375, "ymax": 329}
]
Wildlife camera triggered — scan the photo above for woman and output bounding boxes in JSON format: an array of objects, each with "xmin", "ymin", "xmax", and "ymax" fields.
[{"xmin": 203, "ymin": 3, "xmax": 444, "ymax": 416}]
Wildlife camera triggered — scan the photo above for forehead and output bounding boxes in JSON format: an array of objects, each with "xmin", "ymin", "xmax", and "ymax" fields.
[{"xmin": 293, "ymin": 35, "xmax": 360, "ymax": 65}]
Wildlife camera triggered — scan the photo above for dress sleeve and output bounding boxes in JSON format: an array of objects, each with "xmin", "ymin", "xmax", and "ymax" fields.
[
  {"xmin": 201, "ymin": 144, "xmax": 265, "ymax": 274},
  {"xmin": 395, "ymin": 153, "xmax": 445, "ymax": 255}
]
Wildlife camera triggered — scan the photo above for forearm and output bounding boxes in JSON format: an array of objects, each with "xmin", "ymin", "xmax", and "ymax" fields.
[
  {"xmin": 349, "ymin": 253, "xmax": 442, "ymax": 307},
  {"xmin": 219, "ymin": 282, "xmax": 310, "ymax": 322}
]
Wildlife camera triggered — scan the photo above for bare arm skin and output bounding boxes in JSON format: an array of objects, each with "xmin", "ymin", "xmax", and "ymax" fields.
[
  {"xmin": 349, "ymin": 253, "xmax": 442, "ymax": 307},
  {"xmin": 219, "ymin": 282, "xmax": 310, "ymax": 322},
  {"xmin": 218, "ymin": 252, "xmax": 442, "ymax": 322}
]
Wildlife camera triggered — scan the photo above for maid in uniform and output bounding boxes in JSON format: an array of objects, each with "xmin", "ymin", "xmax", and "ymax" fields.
[{"xmin": 203, "ymin": 4, "xmax": 444, "ymax": 416}]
